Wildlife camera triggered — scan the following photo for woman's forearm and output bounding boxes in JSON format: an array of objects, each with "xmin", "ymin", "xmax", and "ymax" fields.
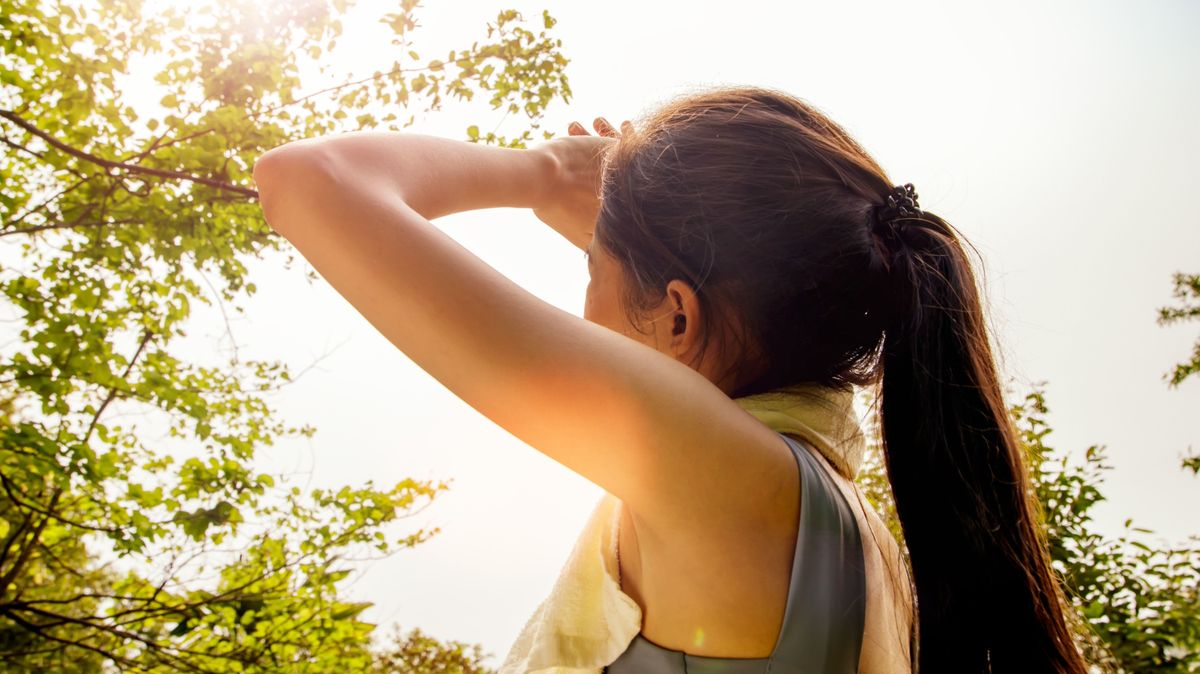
[{"xmin": 254, "ymin": 132, "xmax": 556, "ymax": 224}]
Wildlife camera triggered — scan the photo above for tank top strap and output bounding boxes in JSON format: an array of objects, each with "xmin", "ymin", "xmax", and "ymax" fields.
[{"xmin": 768, "ymin": 432, "xmax": 867, "ymax": 673}]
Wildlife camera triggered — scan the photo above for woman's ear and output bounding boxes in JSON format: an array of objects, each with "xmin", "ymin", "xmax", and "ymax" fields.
[{"xmin": 664, "ymin": 278, "xmax": 704, "ymax": 366}]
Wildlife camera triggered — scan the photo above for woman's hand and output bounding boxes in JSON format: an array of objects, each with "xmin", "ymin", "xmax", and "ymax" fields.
[{"xmin": 531, "ymin": 117, "xmax": 634, "ymax": 250}]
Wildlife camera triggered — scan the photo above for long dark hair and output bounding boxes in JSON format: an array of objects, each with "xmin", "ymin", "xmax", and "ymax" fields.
[{"xmin": 593, "ymin": 85, "xmax": 1088, "ymax": 673}]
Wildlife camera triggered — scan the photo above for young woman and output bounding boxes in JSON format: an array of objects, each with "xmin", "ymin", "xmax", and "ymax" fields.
[{"xmin": 254, "ymin": 85, "xmax": 1090, "ymax": 673}]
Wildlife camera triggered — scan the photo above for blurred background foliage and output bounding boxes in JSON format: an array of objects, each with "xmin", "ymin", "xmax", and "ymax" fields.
[
  {"xmin": 0, "ymin": 0, "xmax": 1196, "ymax": 672},
  {"xmin": 0, "ymin": 0, "xmax": 568, "ymax": 670}
]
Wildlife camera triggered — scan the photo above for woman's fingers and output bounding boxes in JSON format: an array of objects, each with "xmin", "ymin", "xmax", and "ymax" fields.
[
  {"xmin": 569, "ymin": 117, "xmax": 633, "ymax": 138},
  {"xmin": 594, "ymin": 117, "xmax": 618, "ymax": 137}
]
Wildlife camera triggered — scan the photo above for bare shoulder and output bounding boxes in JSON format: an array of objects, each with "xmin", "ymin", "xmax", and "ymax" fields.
[{"xmin": 626, "ymin": 390, "xmax": 805, "ymax": 541}]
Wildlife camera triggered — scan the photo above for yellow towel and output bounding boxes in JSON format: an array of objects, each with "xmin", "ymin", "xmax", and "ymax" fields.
[{"xmin": 498, "ymin": 382, "xmax": 868, "ymax": 674}]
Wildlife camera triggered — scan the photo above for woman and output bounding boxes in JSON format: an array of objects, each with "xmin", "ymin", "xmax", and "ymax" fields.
[{"xmin": 254, "ymin": 85, "xmax": 1089, "ymax": 673}]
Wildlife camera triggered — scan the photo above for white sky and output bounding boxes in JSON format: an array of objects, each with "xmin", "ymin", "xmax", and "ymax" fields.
[{"xmin": 40, "ymin": 0, "xmax": 1200, "ymax": 667}]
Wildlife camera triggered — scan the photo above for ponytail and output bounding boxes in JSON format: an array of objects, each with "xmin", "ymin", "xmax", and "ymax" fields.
[{"xmin": 872, "ymin": 207, "xmax": 1088, "ymax": 673}]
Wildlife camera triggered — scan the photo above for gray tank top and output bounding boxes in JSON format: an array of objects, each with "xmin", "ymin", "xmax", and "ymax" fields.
[{"xmin": 604, "ymin": 432, "xmax": 866, "ymax": 674}]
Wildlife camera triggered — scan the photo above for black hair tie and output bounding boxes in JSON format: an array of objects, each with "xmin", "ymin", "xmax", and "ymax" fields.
[{"xmin": 871, "ymin": 183, "xmax": 920, "ymax": 245}]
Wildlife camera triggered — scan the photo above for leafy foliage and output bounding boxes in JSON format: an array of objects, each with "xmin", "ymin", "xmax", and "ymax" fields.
[
  {"xmin": 1157, "ymin": 271, "xmax": 1199, "ymax": 476},
  {"xmin": 857, "ymin": 383, "xmax": 1200, "ymax": 673},
  {"xmin": 369, "ymin": 625, "xmax": 495, "ymax": 674},
  {"xmin": 0, "ymin": 0, "xmax": 570, "ymax": 670},
  {"xmin": 1157, "ymin": 272, "xmax": 1200, "ymax": 390},
  {"xmin": 1016, "ymin": 386, "xmax": 1200, "ymax": 672}
]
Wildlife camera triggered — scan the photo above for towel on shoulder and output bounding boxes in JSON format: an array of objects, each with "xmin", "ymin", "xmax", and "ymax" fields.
[{"xmin": 498, "ymin": 383, "xmax": 868, "ymax": 674}]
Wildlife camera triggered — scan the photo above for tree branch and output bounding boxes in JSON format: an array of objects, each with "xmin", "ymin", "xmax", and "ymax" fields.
[
  {"xmin": 0, "ymin": 217, "xmax": 140, "ymax": 239},
  {"xmin": 0, "ymin": 132, "xmax": 45, "ymax": 159},
  {"xmin": 0, "ymin": 174, "xmax": 95, "ymax": 230},
  {"xmin": 0, "ymin": 489, "xmax": 61, "ymax": 602},
  {"xmin": 83, "ymin": 328, "xmax": 153, "ymax": 447},
  {"xmin": 249, "ymin": 60, "xmax": 443, "ymax": 119},
  {"xmin": 0, "ymin": 606, "xmax": 161, "ymax": 672},
  {"xmin": 0, "ymin": 111, "xmax": 258, "ymax": 199},
  {"xmin": 0, "ymin": 472, "xmax": 119, "ymax": 535},
  {"xmin": 0, "ymin": 512, "xmax": 33, "ymax": 573}
]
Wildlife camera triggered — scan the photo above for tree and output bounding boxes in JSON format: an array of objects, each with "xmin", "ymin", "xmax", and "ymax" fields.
[
  {"xmin": 857, "ymin": 382, "xmax": 1200, "ymax": 673},
  {"xmin": 1157, "ymin": 271, "xmax": 1200, "ymax": 475},
  {"xmin": 369, "ymin": 625, "xmax": 494, "ymax": 674},
  {"xmin": 1157, "ymin": 272, "xmax": 1200, "ymax": 390},
  {"xmin": 0, "ymin": 0, "xmax": 570, "ymax": 670},
  {"xmin": 1017, "ymin": 386, "xmax": 1200, "ymax": 673}
]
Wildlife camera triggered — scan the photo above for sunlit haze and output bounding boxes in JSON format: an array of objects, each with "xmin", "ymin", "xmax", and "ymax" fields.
[{"xmin": 131, "ymin": 0, "xmax": 1200, "ymax": 666}]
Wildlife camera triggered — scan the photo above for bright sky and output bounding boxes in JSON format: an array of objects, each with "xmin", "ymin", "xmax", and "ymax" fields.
[{"xmin": 157, "ymin": 0, "xmax": 1199, "ymax": 666}]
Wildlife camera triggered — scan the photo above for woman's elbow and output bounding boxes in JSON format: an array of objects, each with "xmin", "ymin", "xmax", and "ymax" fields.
[{"xmin": 252, "ymin": 139, "xmax": 340, "ymax": 232}]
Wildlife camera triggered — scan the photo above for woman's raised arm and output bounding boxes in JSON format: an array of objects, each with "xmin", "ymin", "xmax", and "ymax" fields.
[{"xmin": 251, "ymin": 132, "xmax": 795, "ymax": 534}]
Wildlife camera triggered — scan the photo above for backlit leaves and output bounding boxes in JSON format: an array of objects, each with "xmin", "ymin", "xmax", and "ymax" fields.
[
  {"xmin": 0, "ymin": 0, "xmax": 569, "ymax": 670},
  {"xmin": 1158, "ymin": 271, "xmax": 1200, "ymax": 389},
  {"xmin": 857, "ymin": 384, "xmax": 1200, "ymax": 672}
]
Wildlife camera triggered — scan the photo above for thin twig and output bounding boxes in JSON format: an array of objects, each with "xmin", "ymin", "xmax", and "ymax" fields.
[{"xmin": 0, "ymin": 111, "xmax": 258, "ymax": 199}]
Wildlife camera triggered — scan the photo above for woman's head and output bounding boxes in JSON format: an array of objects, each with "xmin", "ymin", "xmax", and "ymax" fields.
[
  {"xmin": 582, "ymin": 231, "xmax": 751, "ymax": 393},
  {"xmin": 590, "ymin": 86, "xmax": 897, "ymax": 399},
  {"xmin": 589, "ymin": 85, "xmax": 1091, "ymax": 673}
]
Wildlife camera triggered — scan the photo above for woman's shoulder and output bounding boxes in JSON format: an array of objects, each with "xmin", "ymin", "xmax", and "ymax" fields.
[{"xmin": 822, "ymin": 463, "xmax": 915, "ymax": 673}]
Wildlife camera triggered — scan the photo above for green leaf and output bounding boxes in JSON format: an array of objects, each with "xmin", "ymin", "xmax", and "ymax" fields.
[{"xmin": 0, "ymin": 1, "xmax": 570, "ymax": 670}]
